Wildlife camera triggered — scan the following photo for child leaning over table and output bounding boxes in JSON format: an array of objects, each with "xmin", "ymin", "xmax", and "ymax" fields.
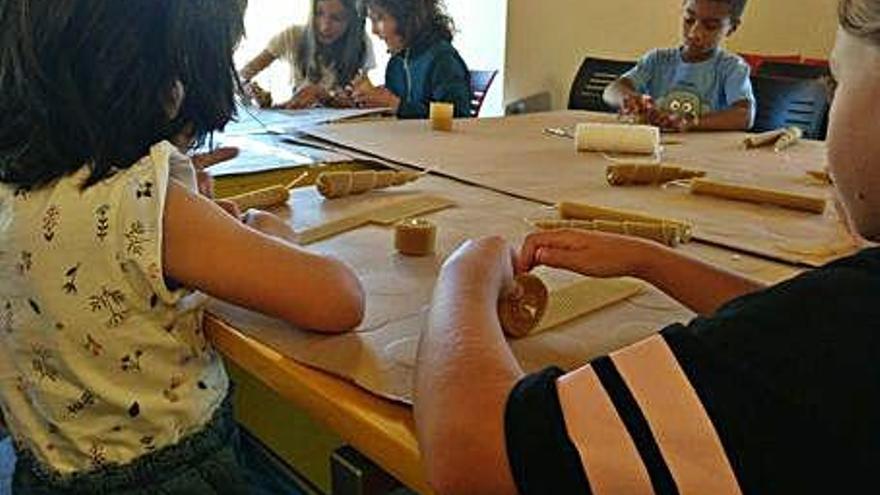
[
  {"xmin": 0, "ymin": 1, "xmax": 364, "ymax": 493},
  {"xmin": 353, "ymin": 0, "xmax": 473, "ymax": 119},
  {"xmin": 604, "ymin": 0, "xmax": 755, "ymax": 132}
]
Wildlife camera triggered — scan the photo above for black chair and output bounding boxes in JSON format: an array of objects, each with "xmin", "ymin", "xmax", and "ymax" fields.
[
  {"xmin": 750, "ymin": 75, "xmax": 830, "ymax": 139},
  {"xmin": 568, "ymin": 57, "xmax": 636, "ymax": 112},
  {"xmin": 757, "ymin": 61, "xmax": 833, "ymax": 138},
  {"xmin": 757, "ymin": 61, "xmax": 830, "ymax": 80},
  {"xmin": 469, "ymin": 69, "xmax": 498, "ymax": 117}
]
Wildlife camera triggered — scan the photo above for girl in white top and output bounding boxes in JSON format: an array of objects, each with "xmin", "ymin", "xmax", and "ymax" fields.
[
  {"xmin": 0, "ymin": 1, "xmax": 364, "ymax": 493},
  {"xmin": 241, "ymin": 0, "xmax": 377, "ymax": 109}
]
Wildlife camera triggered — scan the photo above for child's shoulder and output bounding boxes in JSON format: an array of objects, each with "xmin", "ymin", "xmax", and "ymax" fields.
[
  {"xmin": 422, "ymin": 37, "xmax": 457, "ymax": 56},
  {"xmin": 715, "ymin": 49, "xmax": 750, "ymax": 71}
]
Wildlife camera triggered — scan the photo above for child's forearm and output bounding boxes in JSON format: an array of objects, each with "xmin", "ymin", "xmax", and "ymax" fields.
[
  {"xmin": 692, "ymin": 101, "xmax": 752, "ymax": 131},
  {"xmin": 603, "ymin": 78, "xmax": 638, "ymax": 109},
  {"xmin": 415, "ymin": 247, "xmax": 522, "ymax": 494},
  {"xmin": 634, "ymin": 244, "xmax": 766, "ymax": 315},
  {"xmin": 240, "ymin": 50, "xmax": 276, "ymax": 82}
]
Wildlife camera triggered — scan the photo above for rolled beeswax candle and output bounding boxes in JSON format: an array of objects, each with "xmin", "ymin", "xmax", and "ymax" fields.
[
  {"xmin": 575, "ymin": 123, "xmax": 660, "ymax": 155},
  {"xmin": 498, "ymin": 274, "xmax": 549, "ymax": 338},
  {"xmin": 606, "ymin": 163, "xmax": 706, "ymax": 186},
  {"xmin": 690, "ymin": 178, "xmax": 826, "ymax": 214}
]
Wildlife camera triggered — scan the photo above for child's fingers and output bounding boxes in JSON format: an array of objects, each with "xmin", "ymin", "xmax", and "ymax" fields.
[
  {"xmin": 191, "ymin": 147, "xmax": 239, "ymax": 170},
  {"xmin": 518, "ymin": 230, "xmax": 589, "ymax": 272},
  {"xmin": 214, "ymin": 199, "xmax": 241, "ymax": 219},
  {"xmin": 532, "ymin": 247, "xmax": 588, "ymax": 273},
  {"xmin": 196, "ymin": 170, "xmax": 214, "ymax": 198}
]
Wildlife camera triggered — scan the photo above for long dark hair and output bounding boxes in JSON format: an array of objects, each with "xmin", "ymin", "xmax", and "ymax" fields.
[
  {"xmin": 366, "ymin": 0, "xmax": 455, "ymax": 46},
  {"xmin": 0, "ymin": 0, "xmax": 247, "ymax": 189},
  {"xmin": 296, "ymin": 0, "xmax": 369, "ymax": 86}
]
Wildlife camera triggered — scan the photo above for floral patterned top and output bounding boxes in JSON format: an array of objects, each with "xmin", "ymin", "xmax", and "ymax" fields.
[{"xmin": 0, "ymin": 141, "xmax": 229, "ymax": 475}]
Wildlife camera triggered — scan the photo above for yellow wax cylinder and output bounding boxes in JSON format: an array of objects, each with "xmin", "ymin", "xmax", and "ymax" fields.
[
  {"xmin": 394, "ymin": 218, "xmax": 437, "ymax": 256},
  {"xmin": 690, "ymin": 178, "xmax": 827, "ymax": 214},
  {"xmin": 574, "ymin": 123, "xmax": 660, "ymax": 155},
  {"xmin": 430, "ymin": 102, "xmax": 455, "ymax": 132},
  {"xmin": 227, "ymin": 185, "xmax": 289, "ymax": 211}
]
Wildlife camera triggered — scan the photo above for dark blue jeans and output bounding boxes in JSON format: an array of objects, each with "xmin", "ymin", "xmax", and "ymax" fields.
[{"xmin": 11, "ymin": 393, "xmax": 305, "ymax": 494}]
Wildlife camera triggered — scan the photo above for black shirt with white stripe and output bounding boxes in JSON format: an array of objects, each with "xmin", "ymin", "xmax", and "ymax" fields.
[{"xmin": 506, "ymin": 248, "xmax": 880, "ymax": 494}]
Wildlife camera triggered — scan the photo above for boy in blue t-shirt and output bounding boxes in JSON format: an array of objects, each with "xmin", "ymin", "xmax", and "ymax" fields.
[{"xmin": 604, "ymin": 0, "xmax": 754, "ymax": 132}]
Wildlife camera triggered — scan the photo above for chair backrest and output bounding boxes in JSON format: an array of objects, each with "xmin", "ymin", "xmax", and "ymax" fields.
[
  {"xmin": 757, "ymin": 61, "xmax": 830, "ymax": 80},
  {"xmin": 750, "ymin": 75, "xmax": 830, "ymax": 139},
  {"xmin": 469, "ymin": 70, "xmax": 498, "ymax": 117},
  {"xmin": 568, "ymin": 57, "xmax": 636, "ymax": 112}
]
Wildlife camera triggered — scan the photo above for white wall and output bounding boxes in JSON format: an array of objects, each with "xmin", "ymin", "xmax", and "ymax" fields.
[{"xmin": 445, "ymin": 0, "xmax": 508, "ymax": 116}]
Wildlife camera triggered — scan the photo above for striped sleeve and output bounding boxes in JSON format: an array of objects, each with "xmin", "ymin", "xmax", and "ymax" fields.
[
  {"xmin": 506, "ymin": 335, "xmax": 741, "ymax": 495},
  {"xmin": 505, "ymin": 248, "xmax": 880, "ymax": 495},
  {"xmin": 505, "ymin": 367, "xmax": 592, "ymax": 494},
  {"xmin": 505, "ymin": 334, "xmax": 741, "ymax": 495}
]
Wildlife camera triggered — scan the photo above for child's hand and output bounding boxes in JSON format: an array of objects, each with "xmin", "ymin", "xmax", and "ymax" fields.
[
  {"xmin": 646, "ymin": 109, "xmax": 693, "ymax": 133},
  {"xmin": 442, "ymin": 236, "xmax": 517, "ymax": 295},
  {"xmin": 352, "ymin": 86, "xmax": 401, "ymax": 112},
  {"xmin": 326, "ymin": 88, "xmax": 356, "ymax": 108},
  {"xmin": 191, "ymin": 147, "xmax": 239, "ymax": 198},
  {"xmin": 190, "ymin": 147, "xmax": 240, "ymax": 197},
  {"xmin": 243, "ymin": 209, "xmax": 297, "ymax": 244},
  {"xmin": 517, "ymin": 229, "xmax": 656, "ymax": 278},
  {"xmin": 243, "ymin": 81, "xmax": 273, "ymax": 108},
  {"xmin": 280, "ymin": 84, "xmax": 329, "ymax": 110},
  {"xmin": 622, "ymin": 94, "xmax": 654, "ymax": 116},
  {"xmin": 214, "ymin": 199, "xmax": 242, "ymax": 219}
]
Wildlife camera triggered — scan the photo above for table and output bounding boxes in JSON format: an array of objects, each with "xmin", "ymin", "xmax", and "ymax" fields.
[
  {"xmin": 207, "ymin": 113, "xmax": 819, "ymax": 493},
  {"xmin": 305, "ymin": 111, "xmax": 854, "ymax": 267}
]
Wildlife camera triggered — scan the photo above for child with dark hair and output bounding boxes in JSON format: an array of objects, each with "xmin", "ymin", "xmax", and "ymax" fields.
[
  {"xmin": 0, "ymin": 1, "xmax": 364, "ymax": 492},
  {"xmin": 354, "ymin": 0, "xmax": 472, "ymax": 119},
  {"xmin": 604, "ymin": 0, "xmax": 754, "ymax": 131},
  {"xmin": 240, "ymin": 0, "xmax": 377, "ymax": 109}
]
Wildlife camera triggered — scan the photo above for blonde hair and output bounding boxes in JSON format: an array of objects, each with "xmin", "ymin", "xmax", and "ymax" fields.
[{"xmin": 840, "ymin": 0, "xmax": 880, "ymax": 45}]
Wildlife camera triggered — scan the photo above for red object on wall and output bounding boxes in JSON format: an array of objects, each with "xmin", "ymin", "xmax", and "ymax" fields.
[
  {"xmin": 738, "ymin": 53, "xmax": 801, "ymax": 72},
  {"xmin": 801, "ymin": 58, "xmax": 830, "ymax": 67}
]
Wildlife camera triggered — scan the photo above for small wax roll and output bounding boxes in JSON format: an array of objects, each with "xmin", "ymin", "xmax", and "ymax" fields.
[
  {"xmin": 531, "ymin": 218, "xmax": 684, "ymax": 247},
  {"xmin": 227, "ymin": 185, "xmax": 289, "ymax": 211},
  {"xmin": 606, "ymin": 163, "xmax": 706, "ymax": 186},
  {"xmin": 690, "ymin": 178, "xmax": 827, "ymax": 214},
  {"xmin": 773, "ymin": 126, "xmax": 803, "ymax": 152},
  {"xmin": 498, "ymin": 274, "xmax": 549, "ymax": 338},
  {"xmin": 807, "ymin": 169, "xmax": 832, "ymax": 184},
  {"xmin": 394, "ymin": 218, "xmax": 437, "ymax": 256},
  {"xmin": 574, "ymin": 123, "xmax": 660, "ymax": 155},
  {"xmin": 430, "ymin": 102, "xmax": 455, "ymax": 132},
  {"xmin": 316, "ymin": 170, "xmax": 422, "ymax": 199},
  {"xmin": 743, "ymin": 126, "xmax": 803, "ymax": 151},
  {"xmin": 743, "ymin": 129, "xmax": 785, "ymax": 149},
  {"xmin": 557, "ymin": 201, "xmax": 693, "ymax": 241}
]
